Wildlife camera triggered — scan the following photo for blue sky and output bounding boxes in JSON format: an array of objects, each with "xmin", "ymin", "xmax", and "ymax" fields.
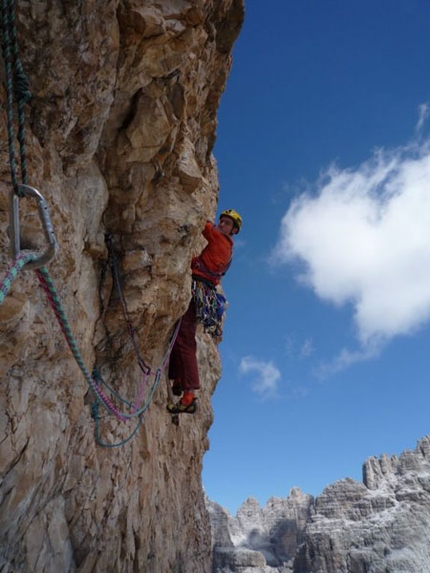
[{"xmin": 202, "ymin": 0, "xmax": 430, "ymax": 515}]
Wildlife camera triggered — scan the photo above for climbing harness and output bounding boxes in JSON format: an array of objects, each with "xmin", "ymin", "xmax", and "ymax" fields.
[
  {"xmin": 192, "ymin": 256, "xmax": 231, "ymax": 285},
  {"xmin": 192, "ymin": 278, "xmax": 227, "ymax": 338},
  {"xmin": 0, "ymin": 0, "xmax": 180, "ymax": 447}
]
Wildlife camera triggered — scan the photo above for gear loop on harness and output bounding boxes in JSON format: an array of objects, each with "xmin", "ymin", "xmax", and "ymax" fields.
[
  {"xmin": 192, "ymin": 278, "xmax": 227, "ymax": 338},
  {"xmin": 9, "ymin": 184, "xmax": 58, "ymax": 270}
]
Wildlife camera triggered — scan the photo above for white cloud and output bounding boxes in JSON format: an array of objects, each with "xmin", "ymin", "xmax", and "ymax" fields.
[
  {"xmin": 299, "ymin": 338, "xmax": 314, "ymax": 360},
  {"xmin": 239, "ymin": 356, "xmax": 281, "ymax": 398},
  {"xmin": 416, "ymin": 103, "xmax": 429, "ymax": 134},
  {"xmin": 316, "ymin": 345, "xmax": 380, "ymax": 379},
  {"xmin": 285, "ymin": 335, "xmax": 294, "ymax": 357},
  {"xmin": 284, "ymin": 334, "xmax": 314, "ymax": 360},
  {"xmin": 273, "ymin": 138, "xmax": 430, "ymax": 353}
]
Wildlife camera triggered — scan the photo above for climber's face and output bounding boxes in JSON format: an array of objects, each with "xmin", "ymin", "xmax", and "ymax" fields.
[{"xmin": 217, "ymin": 216, "xmax": 237, "ymax": 236}]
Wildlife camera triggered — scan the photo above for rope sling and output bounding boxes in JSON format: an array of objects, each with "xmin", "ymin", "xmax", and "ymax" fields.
[{"xmin": 0, "ymin": 0, "xmax": 180, "ymax": 447}]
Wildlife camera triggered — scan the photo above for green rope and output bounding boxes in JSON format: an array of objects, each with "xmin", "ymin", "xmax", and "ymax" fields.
[
  {"xmin": 1, "ymin": 0, "xmax": 31, "ymax": 193},
  {"xmin": 0, "ymin": 257, "xmax": 176, "ymax": 447},
  {"xmin": 0, "ymin": 0, "xmax": 177, "ymax": 447},
  {"xmin": 35, "ymin": 266, "xmax": 128, "ymax": 421},
  {"xmin": 36, "ymin": 267, "xmax": 180, "ymax": 442},
  {"xmin": 0, "ymin": 253, "xmax": 34, "ymax": 304}
]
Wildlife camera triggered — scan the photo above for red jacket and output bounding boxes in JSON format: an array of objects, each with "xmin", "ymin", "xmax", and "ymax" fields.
[{"xmin": 191, "ymin": 222, "xmax": 233, "ymax": 286}]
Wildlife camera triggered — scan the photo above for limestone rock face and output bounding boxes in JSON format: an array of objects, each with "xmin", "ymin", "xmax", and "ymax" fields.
[
  {"xmin": 208, "ymin": 437, "xmax": 430, "ymax": 573},
  {"xmin": 208, "ymin": 488, "xmax": 314, "ymax": 572},
  {"xmin": 0, "ymin": 1, "xmax": 244, "ymax": 572},
  {"xmin": 297, "ymin": 436, "xmax": 430, "ymax": 573}
]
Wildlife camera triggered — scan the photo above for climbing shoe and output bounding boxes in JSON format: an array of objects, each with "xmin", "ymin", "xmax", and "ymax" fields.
[{"xmin": 167, "ymin": 398, "xmax": 197, "ymax": 415}]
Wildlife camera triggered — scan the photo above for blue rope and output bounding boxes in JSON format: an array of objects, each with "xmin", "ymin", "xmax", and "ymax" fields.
[
  {"xmin": 0, "ymin": 0, "xmax": 176, "ymax": 447},
  {"xmin": 92, "ymin": 368, "xmax": 159, "ymax": 418},
  {"xmin": 92, "ymin": 403, "xmax": 143, "ymax": 449},
  {"xmin": 35, "ymin": 267, "xmax": 179, "ymax": 445},
  {"xmin": 35, "ymin": 267, "xmax": 128, "ymax": 421},
  {"xmin": 0, "ymin": 258, "xmax": 175, "ymax": 447}
]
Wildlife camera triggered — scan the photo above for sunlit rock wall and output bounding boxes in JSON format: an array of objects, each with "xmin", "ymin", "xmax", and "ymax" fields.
[
  {"xmin": 0, "ymin": 1, "xmax": 244, "ymax": 571},
  {"xmin": 295, "ymin": 436, "xmax": 430, "ymax": 573}
]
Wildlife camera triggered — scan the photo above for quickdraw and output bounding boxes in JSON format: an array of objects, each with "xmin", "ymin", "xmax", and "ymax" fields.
[
  {"xmin": 2, "ymin": 0, "xmax": 58, "ymax": 269},
  {"xmin": 192, "ymin": 278, "xmax": 227, "ymax": 338},
  {"xmin": 9, "ymin": 184, "xmax": 58, "ymax": 270}
]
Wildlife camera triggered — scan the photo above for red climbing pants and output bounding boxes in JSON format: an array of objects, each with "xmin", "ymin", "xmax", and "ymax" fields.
[{"xmin": 168, "ymin": 299, "xmax": 200, "ymax": 392}]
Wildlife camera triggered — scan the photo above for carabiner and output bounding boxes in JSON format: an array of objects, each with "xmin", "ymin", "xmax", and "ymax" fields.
[{"xmin": 9, "ymin": 184, "xmax": 58, "ymax": 270}]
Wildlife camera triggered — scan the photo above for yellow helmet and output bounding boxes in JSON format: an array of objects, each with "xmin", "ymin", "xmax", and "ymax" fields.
[{"xmin": 220, "ymin": 209, "xmax": 242, "ymax": 233}]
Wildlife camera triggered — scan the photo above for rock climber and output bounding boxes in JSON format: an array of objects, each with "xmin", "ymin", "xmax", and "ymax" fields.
[{"xmin": 167, "ymin": 209, "xmax": 242, "ymax": 414}]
